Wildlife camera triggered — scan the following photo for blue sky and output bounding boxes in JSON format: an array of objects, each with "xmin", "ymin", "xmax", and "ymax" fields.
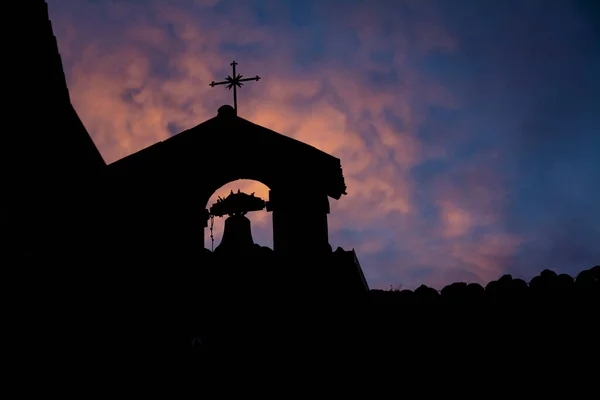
[{"xmin": 47, "ymin": 0, "xmax": 600, "ymax": 289}]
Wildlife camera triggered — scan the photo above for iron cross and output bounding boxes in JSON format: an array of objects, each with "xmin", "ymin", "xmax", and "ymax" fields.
[{"xmin": 209, "ymin": 61, "xmax": 261, "ymax": 115}]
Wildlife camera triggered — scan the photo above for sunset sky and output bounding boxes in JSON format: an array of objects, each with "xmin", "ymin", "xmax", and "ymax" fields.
[{"xmin": 47, "ymin": 0, "xmax": 599, "ymax": 289}]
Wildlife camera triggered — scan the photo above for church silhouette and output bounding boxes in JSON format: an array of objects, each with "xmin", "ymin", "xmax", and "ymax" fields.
[
  {"xmin": 26, "ymin": 0, "xmax": 370, "ymax": 363},
  {"xmin": 18, "ymin": 1, "xmax": 600, "ymax": 387}
]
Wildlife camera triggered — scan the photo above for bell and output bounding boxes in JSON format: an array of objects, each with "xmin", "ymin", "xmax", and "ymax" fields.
[{"xmin": 214, "ymin": 214, "xmax": 255, "ymax": 255}]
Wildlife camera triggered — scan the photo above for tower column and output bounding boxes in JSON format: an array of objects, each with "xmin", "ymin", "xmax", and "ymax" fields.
[
  {"xmin": 201, "ymin": 208, "xmax": 209, "ymax": 249},
  {"xmin": 268, "ymin": 190, "xmax": 331, "ymax": 256}
]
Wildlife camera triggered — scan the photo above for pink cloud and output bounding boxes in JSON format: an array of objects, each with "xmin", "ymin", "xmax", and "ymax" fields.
[{"xmin": 47, "ymin": 0, "xmax": 523, "ymax": 289}]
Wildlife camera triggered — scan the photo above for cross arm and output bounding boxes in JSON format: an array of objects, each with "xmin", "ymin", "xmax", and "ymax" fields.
[
  {"xmin": 238, "ymin": 75, "xmax": 261, "ymax": 82},
  {"xmin": 209, "ymin": 80, "xmax": 229, "ymax": 87}
]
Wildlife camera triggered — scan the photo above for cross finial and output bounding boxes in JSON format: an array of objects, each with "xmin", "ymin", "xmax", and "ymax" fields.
[{"xmin": 209, "ymin": 61, "xmax": 261, "ymax": 115}]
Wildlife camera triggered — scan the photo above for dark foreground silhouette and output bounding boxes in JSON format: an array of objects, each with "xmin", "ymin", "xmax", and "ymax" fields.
[
  {"xmin": 182, "ymin": 260, "xmax": 600, "ymax": 393},
  {"xmin": 20, "ymin": 1, "xmax": 599, "ymax": 391},
  {"xmin": 190, "ymin": 259, "xmax": 599, "ymax": 357}
]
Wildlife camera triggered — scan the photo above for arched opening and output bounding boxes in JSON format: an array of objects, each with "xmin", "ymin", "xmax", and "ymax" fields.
[{"xmin": 203, "ymin": 179, "xmax": 272, "ymax": 251}]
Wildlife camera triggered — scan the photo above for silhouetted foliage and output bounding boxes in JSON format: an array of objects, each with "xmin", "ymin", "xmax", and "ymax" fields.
[{"xmin": 371, "ymin": 266, "xmax": 599, "ymax": 307}]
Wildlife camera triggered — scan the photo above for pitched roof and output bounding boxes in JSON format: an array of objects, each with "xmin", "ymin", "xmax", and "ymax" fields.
[{"xmin": 109, "ymin": 107, "xmax": 347, "ymax": 199}]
